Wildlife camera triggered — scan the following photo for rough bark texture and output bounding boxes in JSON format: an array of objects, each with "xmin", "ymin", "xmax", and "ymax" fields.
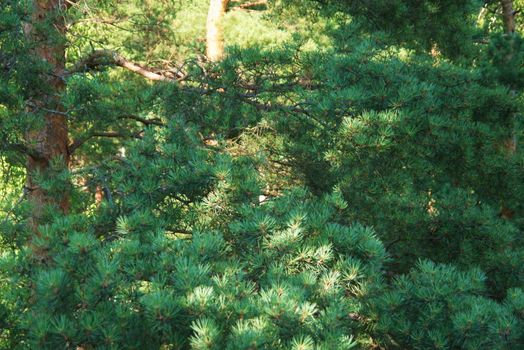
[
  {"xmin": 25, "ymin": 0, "xmax": 70, "ymax": 227},
  {"xmin": 206, "ymin": 0, "xmax": 229, "ymax": 61},
  {"xmin": 501, "ymin": 0, "xmax": 516, "ymax": 33}
]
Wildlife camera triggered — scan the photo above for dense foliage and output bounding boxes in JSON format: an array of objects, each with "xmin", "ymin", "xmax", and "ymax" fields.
[{"xmin": 1, "ymin": 0, "xmax": 524, "ymax": 349}]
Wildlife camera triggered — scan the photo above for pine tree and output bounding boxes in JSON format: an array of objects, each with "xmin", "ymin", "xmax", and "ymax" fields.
[{"xmin": 1, "ymin": 0, "xmax": 523, "ymax": 349}]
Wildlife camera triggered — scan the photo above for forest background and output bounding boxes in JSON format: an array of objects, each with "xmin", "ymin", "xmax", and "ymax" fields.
[{"xmin": 1, "ymin": 0, "xmax": 524, "ymax": 349}]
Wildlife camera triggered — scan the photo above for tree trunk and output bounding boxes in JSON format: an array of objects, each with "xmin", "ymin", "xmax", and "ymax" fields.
[
  {"xmin": 499, "ymin": 0, "xmax": 518, "ymax": 219},
  {"xmin": 499, "ymin": 0, "xmax": 518, "ymax": 154},
  {"xmin": 206, "ymin": 0, "xmax": 229, "ymax": 61},
  {"xmin": 25, "ymin": 0, "xmax": 70, "ymax": 229},
  {"xmin": 501, "ymin": 0, "xmax": 516, "ymax": 33}
]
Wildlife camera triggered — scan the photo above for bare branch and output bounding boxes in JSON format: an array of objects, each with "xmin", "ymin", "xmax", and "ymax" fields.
[
  {"xmin": 63, "ymin": 0, "xmax": 79, "ymax": 9},
  {"xmin": 68, "ymin": 50, "xmax": 175, "ymax": 81},
  {"xmin": 26, "ymin": 102, "xmax": 69, "ymax": 117}
]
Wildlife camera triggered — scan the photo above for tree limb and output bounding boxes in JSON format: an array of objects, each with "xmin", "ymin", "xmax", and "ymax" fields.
[
  {"xmin": 68, "ymin": 50, "xmax": 175, "ymax": 81},
  {"xmin": 233, "ymin": 0, "xmax": 267, "ymax": 10},
  {"xmin": 69, "ymin": 130, "xmax": 143, "ymax": 153},
  {"xmin": 64, "ymin": 0, "xmax": 80, "ymax": 9},
  {"xmin": 119, "ymin": 114, "xmax": 166, "ymax": 127}
]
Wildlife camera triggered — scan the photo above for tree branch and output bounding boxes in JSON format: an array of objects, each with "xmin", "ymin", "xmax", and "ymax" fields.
[
  {"xmin": 69, "ymin": 130, "xmax": 143, "ymax": 153},
  {"xmin": 233, "ymin": 0, "xmax": 267, "ymax": 10},
  {"xmin": 64, "ymin": 0, "xmax": 80, "ymax": 9},
  {"xmin": 119, "ymin": 114, "xmax": 166, "ymax": 127},
  {"xmin": 68, "ymin": 50, "xmax": 175, "ymax": 81}
]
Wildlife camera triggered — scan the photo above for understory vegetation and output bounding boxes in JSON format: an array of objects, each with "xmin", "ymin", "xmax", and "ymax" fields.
[{"xmin": 1, "ymin": 0, "xmax": 524, "ymax": 348}]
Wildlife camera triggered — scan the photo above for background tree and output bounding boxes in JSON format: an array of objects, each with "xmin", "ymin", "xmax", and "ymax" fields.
[
  {"xmin": 206, "ymin": 0, "xmax": 229, "ymax": 61},
  {"xmin": 0, "ymin": 0, "xmax": 523, "ymax": 349}
]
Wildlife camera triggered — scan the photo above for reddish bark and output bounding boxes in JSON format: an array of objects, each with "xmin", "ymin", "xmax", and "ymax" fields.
[{"xmin": 25, "ymin": 0, "xmax": 70, "ymax": 228}]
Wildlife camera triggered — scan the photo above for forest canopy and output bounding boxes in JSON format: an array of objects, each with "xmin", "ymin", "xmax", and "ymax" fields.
[{"xmin": 1, "ymin": 0, "xmax": 524, "ymax": 349}]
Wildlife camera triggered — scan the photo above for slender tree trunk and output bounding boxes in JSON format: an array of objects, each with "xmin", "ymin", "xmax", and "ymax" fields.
[
  {"xmin": 499, "ymin": 0, "xmax": 518, "ymax": 219},
  {"xmin": 499, "ymin": 0, "xmax": 518, "ymax": 154},
  {"xmin": 25, "ymin": 0, "xmax": 70, "ymax": 229},
  {"xmin": 501, "ymin": 0, "xmax": 516, "ymax": 33},
  {"xmin": 206, "ymin": 0, "xmax": 229, "ymax": 61}
]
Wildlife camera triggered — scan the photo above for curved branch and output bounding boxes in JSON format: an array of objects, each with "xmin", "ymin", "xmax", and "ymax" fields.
[{"xmin": 68, "ymin": 50, "xmax": 175, "ymax": 81}]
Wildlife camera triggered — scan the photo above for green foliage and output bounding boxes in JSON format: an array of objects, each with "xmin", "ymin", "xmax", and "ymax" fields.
[
  {"xmin": 483, "ymin": 33, "xmax": 524, "ymax": 88},
  {"xmin": 373, "ymin": 261, "xmax": 524, "ymax": 349},
  {"xmin": 365, "ymin": 0, "xmax": 482, "ymax": 58},
  {"xmin": 1, "ymin": 0, "xmax": 524, "ymax": 349},
  {"xmin": 278, "ymin": 0, "xmax": 483, "ymax": 58},
  {"xmin": 1, "ymin": 184, "xmax": 386, "ymax": 348}
]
